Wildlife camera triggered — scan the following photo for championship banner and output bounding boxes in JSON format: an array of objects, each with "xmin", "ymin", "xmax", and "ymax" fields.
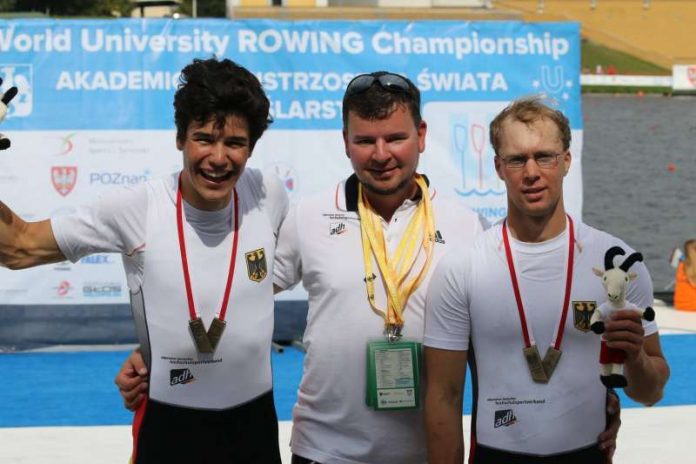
[{"xmin": 0, "ymin": 19, "xmax": 581, "ymax": 307}]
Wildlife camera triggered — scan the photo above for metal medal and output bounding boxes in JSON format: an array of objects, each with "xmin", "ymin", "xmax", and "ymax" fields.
[
  {"xmin": 189, "ymin": 317, "xmax": 214, "ymax": 353},
  {"xmin": 385, "ymin": 324, "xmax": 403, "ymax": 343},
  {"xmin": 542, "ymin": 347, "xmax": 563, "ymax": 380},
  {"xmin": 207, "ymin": 317, "xmax": 227, "ymax": 351},
  {"xmin": 523, "ymin": 345, "xmax": 549, "ymax": 384}
]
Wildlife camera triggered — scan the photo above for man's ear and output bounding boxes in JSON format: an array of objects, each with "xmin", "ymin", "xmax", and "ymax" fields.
[
  {"xmin": 563, "ymin": 150, "xmax": 572, "ymax": 176},
  {"xmin": 176, "ymin": 138, "xmax": 184, "ymax": 151},
  {"xmin": 494, "ymin": 155, "xmax": 505, "ymax": 181},
  {"xmin": 417, "ymin": 120, "xmax": 427, "ymax": 154},
  {"xmin": 342, "ymin": 129, "xmax": 350, "ymax": 158}
]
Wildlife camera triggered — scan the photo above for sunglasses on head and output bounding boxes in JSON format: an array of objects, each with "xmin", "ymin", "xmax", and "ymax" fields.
[{"xmin": 345, "ymin": 72, "xmax": 416, "ymax": 101}]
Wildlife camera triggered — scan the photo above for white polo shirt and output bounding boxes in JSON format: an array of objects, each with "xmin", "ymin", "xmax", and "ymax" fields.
[
  {"xmin": 274, "ymin": 174, "xmax": 484, "ymax": 464},
  {"xmin": 53, "ymin": 169, "xmax": 288, "ymax": 410},
  {"xmin": 424, "ymin": 220, "xmax": 657, "ymax": 456}
]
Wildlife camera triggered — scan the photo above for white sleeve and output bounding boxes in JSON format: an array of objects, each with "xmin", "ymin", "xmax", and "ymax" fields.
[
  {"xmin": 261, "ymin": 170, "xmax": 289, "ymax": 236},
  {"xmin": 51, "ymin": 184, "xmax": 147, "ymax": 263},
  {"xmin": 423, "ymin": 247, "xmax": 473, "ymax": 351},
  {"xmin": 273, "ymin": 202, "xmax": 302, "ymax": 290}
]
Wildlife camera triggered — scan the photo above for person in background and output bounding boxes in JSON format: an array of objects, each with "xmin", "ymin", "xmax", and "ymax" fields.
[{"xmin": 674, "ymin": 239, "xmax": 696, "ymax": 311}]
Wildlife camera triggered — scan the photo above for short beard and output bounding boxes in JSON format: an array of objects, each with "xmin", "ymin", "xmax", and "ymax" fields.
[{"xmin": 360, "ymin": 175, "xmax": 413, "ymax": 197}]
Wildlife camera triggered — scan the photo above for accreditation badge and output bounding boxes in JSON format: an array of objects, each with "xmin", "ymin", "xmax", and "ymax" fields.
[{"xmin": 366, "ymin": 340, "xmax": 421, "ymax": 411}]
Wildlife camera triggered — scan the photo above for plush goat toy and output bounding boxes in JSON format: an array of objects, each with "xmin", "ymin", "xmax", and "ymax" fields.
[
  {"xmin": 0, "ymin": 77, "xmax": 18, "ymax": 150},
  {"xmin": 591, "ymin": 246, "xmax": 655, "ymax": 388}
]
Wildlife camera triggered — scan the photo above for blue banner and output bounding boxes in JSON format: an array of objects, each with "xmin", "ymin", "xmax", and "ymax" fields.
[{"xmin": 0, "ymin": 19, "xmax": 581, "ymax": 131}]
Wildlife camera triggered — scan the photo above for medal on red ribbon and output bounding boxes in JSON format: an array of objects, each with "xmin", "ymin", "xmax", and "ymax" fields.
[
  {"xmin": 176, "ymin": 175, "xmax": 239, "ymax": 353},
  {"xmin": 502, "ymin": 215, "xmax": 575, "ymax": 383}
]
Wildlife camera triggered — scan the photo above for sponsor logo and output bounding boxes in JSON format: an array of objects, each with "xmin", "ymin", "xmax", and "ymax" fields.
[
  {"xmin": 494, "ymin": 409, "xmax": 517, "ymax": 428},
  {"xmin": 0, "ymin": 64, "xmax": 33, "ymax": 117},
  {"xmin": 688, "ymin": 65, "xmax": 696, "ymax": 87},
  {"xmin": 573, "ymin": 301, "xmax": 597, "ymax": 332},
  {"xmin": 89, "ymin": 170, "xmax": 150, "ymax": 186},
  {"xmin": 80, "ymin": 254, "xmax": 112, "ymax": 265},
  {"xmin": 432, "ymin": 230, "xmax": 446, "ymax": 244},
  {"xmin": 83, "ymin": 282, "xmax": 122, "ymax": 298},
  {"xmin": 55, "ymin": 280, "xmax": 73, "ymax": 297},
  {"xmin": 51, "ymin": 166, "xmax": 77, "ymax": 196},
  {"xmin": 170, "ymin": 368, "xmax": 195, "ymax": 386},
  {"xmin": 44, "ymin": 133, "xmax": 77, "ymax": 156},
  {"xmin": 330, "ymin": 222, "xmax": 346, "ymax": 235},
  {"xmin": 245, "ymin": 248, "xmax": 268, "ymax": 282},
  {"xmin": 269, "ymin": 162, "xmax": 297, "ymax": 196}
]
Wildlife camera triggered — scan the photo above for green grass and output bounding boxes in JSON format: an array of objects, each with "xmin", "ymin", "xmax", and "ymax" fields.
[
  {"xmin": 581, "ymin": 39, "xmax": 669, "ymax": 75},
  {"xmin": 582, "ymin": 85, "xmax": 672, "ymax": 95},
  {"xmin": 580, "ymin": 39, "xmax": 672, "ymax": 94}
]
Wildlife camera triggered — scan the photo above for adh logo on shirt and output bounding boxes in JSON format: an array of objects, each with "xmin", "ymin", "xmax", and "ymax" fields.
[
  {"xmin": 330, "ymin": 222, "xmax": 346, "ymax": 235},
  {"xmin": 51, "ymin": 166, "xmax": 77, "ymax": 196},
  {"xmin": 494, "ymin": 409, "xmax": 517, "ymax": 428},
  {"xmin": 245, "ymin": 248, "xmax": 267, "ymax": 282},
  {"xmin": 572, "ymin": 301, "xmax": 597, "ymax": 332},
  {"xmin": 170, "ymin": 368, "xmax": 195, "ymax": 386}
]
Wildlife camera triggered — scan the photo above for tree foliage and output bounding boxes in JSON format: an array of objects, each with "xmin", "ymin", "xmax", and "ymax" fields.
[
  {"xmin": 9, "ymin": 0, "xmax": 134, "ymax": 16},
  {"xmin": 177, "ymin": 0, "xmax": 226, "ymax": 18}
]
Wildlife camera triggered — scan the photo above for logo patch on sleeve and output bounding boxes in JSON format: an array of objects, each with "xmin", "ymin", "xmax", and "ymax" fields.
[{"xmin": 245, "ymin": 248, "xmax": 268, "ymax": 282}]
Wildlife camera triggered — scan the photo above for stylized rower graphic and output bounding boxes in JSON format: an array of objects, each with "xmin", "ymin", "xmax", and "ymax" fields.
[{"xmin": 51, "ymin": 166, "xmax": 77, "ymax": 196}]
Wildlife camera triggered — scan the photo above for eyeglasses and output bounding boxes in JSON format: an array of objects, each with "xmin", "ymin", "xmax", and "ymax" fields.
[
  {"xmin": 345, "ymin": 72, "xmax": 416, "ymax": 101},
  {"xmin": 497, "ymin": 153, "xmax": 563, "ymax": 169}
]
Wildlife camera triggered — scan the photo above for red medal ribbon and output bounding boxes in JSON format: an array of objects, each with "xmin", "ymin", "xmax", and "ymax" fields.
[
  {"xmin": 502, "ymin": 215, "xmax": 575, "ymax": 350},
  {"xmin": 176, "ymin": 175, "xmax": 239, "ymax": 322}
]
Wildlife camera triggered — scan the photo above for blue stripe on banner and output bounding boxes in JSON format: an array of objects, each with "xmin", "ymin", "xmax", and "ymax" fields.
[{"xmin": 1, "ymin": 334, "xmax": 690, "ymax": 427}]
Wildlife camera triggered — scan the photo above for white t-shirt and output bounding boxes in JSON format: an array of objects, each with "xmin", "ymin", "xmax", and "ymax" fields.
[
  {"xmin": 52, "ymin": 169, "xmax": 288, "ymax": 409},
  {"xmin": 424, "ymin": 219, "xmax": 657, "ymax": 456},
  {"xmin": 274, "ymin": 174, "xmax": 484, "ymax": 464}
]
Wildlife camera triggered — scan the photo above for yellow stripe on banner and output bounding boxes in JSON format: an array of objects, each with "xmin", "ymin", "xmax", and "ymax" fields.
[
  {"xmin": 237, "ymin": 0, "xmax": 270, "ymax": 7},
  {"xmin": 285, "ymin": 0, "xmax": 321, "ymax": 6}
]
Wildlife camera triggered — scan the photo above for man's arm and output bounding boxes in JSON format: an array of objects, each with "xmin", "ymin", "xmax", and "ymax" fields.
[
  {"xmin": 604, "ymin": 310, "xmax": 669, "ymax": 405},
  {"xmin": 0, "ymin": 201, "xmax": 65, "ymax": 269},
  {"xmin": 424, "ymin": 346, "xmax": 467, "ymax": 464}
]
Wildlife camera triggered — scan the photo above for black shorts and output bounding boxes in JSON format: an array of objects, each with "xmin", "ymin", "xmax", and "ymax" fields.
[
  {"xmin": 132, "ymin": 390, "xmax": 281, "ymax": 464},
  {"xmin": 472, "ymin": 443, "xmax": 605, "ymax": 464}
]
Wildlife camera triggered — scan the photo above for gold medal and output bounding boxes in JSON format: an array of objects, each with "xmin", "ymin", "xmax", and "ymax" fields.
[
  {"xmin": 207, "ymin": 317, "xmax": 227, "ymax": 350},
  {"xmin": 189, "ymin": 318, "xmax": 214, "ymax": 353},
  {"xmin": 542, "ymin": 347, "xmax": 563, "ymax": 380},
  {"xmin": 523, "ymin": 345, "xmax": 549, "ymax": 384}
]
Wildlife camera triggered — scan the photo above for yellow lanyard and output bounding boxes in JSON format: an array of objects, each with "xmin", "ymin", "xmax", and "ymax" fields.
[{"xmin": 358, "ymin": 175, "xmax": 436, "ymax": 330}]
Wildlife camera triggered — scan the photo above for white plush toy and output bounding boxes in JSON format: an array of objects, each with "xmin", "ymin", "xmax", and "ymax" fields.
[
  {"xmin": 591, "ymin": 246, "xmax": 655, "ymax": 388},
  {"xmin": 0, "ymin": 77, "xmax": 18, "ymax": 151}
]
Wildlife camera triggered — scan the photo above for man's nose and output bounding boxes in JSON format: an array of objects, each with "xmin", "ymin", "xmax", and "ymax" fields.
[
  {"xmin": 373, "ymin": 139, "xmax": 390, "ymax": 162},
  {"xmin": 522, "ymin": 157, "xmax": 541, "ymax": 181},
  {"xmin": 209, "ymin": 142, "xmax": 228, "ymax": 164}
]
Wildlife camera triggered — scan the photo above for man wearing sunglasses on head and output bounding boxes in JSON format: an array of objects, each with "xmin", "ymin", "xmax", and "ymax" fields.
[
  {"xmin": 116, "ymin": 74, "xmax": 623, "ymax": 463},
  {"xmin": 423, "ymin": 97, "xmax": 669, "ymax": 463}
]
